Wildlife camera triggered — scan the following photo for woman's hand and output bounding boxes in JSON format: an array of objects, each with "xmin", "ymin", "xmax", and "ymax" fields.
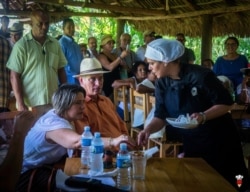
[
  {"xmin": 137, "ymin": 130, "xmax": 150, "ymax": 147},
  {"xmin": 113, "ymin": 134, "xmax": 136, "ymax": 150},
  {"xmin": 111, "ymin": 81, "xmax": 120, "ymax": 89},
  {"xmin": 242, "ymin": 76, "xmax": 250, "ymax": 88},
  {"xmin": 120, "ymin": 50, "xmax": 129, "ymax": 59}
]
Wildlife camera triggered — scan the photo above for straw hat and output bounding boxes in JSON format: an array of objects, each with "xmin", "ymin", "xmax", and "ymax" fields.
[
  {"xmin": 9, "ymin": 22, "xmax": 23, "ymax": 34},
  {"xmin": 73, "ymin": 58, "xmax": 109, "ymax": 78},
  {"xmin": 100, "ymin": 34, "xmax": 115, "ymax": 46}
]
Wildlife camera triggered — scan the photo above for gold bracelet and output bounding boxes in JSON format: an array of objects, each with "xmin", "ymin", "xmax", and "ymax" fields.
[
  {"xmin": 199, "ymin": 112, "xmax": 206, "ymax": 124},
  {"xmin": 108, "ymin": 137, "xmax": 113, "ymax": 148}
]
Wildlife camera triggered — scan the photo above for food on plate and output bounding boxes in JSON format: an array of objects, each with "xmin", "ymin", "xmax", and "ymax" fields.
[{"xmin": 175, "ymin": 114, "xmax": 198, "ymax": 124}]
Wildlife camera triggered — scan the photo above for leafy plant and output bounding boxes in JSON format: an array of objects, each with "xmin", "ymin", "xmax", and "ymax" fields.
[{"xmin": 48, "ymin": 16, "xmax": 250, "ymax": 65}]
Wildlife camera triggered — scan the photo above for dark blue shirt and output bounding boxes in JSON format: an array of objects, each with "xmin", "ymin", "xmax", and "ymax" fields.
[{"xmin": 153, "ymin": 64, "xmax": 249, "ymax": 190}]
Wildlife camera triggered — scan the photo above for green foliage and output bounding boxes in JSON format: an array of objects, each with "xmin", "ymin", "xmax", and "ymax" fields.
[{"xmin": 48, "ymin": 16, "xmax": 250, "ymax": 64}]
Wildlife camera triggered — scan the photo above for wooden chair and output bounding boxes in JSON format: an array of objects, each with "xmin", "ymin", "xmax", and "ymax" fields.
[
  {"xmin": 230, "ymin": 104, "xmax": 250, "ymax": 175},
  {"xmin": 147, "ymin": 96, "xmax": 183, "ymax": 158},
  {"xmin": 0, "ymin": 111, "xmax": 20, "ymax": 144},
  {"xmin": 129, "ymin": 88, "xmax": 151, "ymax": 139},
  {"xmin": 113, "ymin": 86, "xmax": 130, "ymax": 131}
]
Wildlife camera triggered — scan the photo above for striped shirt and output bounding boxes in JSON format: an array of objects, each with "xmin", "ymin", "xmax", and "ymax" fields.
[{"xmin": 0, "ymin": 36, "xmax": 11, "ymax": 108}]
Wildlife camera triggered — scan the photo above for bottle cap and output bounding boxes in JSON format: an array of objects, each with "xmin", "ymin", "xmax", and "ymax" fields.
[
  {"xmin": 120, "ymin": 143, "xmax": 127, "ymax": 150},
  {"xmin": 84, "ymin": 126, "xmax": 90, "ymax": 131},
  {"xmin": 94, "ymin": 132, "xmax": 101, "ymax": 138}
]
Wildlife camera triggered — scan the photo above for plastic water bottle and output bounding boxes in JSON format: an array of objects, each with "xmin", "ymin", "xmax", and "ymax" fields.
[
  {"xmin": 81, "ymin": 126, "xmax": 93, "ymax": 169},
  {"xmin": 116, "ymin": 143, "xmax": 131, "ymax": 191},
  {"xmin": 90, "ymin": 132, "xmax": 104, "ymax": 174}
]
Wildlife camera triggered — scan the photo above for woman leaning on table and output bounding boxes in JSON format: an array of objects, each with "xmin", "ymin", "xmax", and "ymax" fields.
[
  {"xmin": 16, "ymin": 84, "xmax": 132, "ymax": 192},
  {"xmin": 137, "ymin": 39, "xmax": 250, "ymax": 191}
]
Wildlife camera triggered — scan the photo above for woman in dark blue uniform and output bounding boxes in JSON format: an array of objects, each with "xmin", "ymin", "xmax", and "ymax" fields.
[{"xmin": 138, "ymin": 39, "xmax": 249, "ymax": 191}]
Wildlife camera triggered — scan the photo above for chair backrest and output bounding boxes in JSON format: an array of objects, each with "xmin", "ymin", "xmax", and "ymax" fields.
[
  {"xmin": 0, "ymin": 111, "xmax": 20, "ymax": 145},
  {"xmin": 147, "ymin": 95, "xmax": 167, "ymax": 140},
  {"xmin": 113, "ymin": 86, "xmax": 130, "ymax": 122},
  {"xmin": 129, "ymin": 88, "xmax": 151, "ymax": 126},
  {"xmin": 149, "ymin": 95, "xmax": 155, "ymax": 109}
]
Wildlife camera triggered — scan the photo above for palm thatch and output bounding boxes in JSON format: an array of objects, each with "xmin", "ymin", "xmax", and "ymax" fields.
[{"xmin": 1, "ymin": 0, "xmax": 250, "ymax": 37}]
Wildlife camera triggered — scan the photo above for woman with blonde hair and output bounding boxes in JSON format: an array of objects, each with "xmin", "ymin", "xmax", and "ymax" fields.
[{"xmin": 98, "ymin": 34, "xmax": 128, "ymax": 99}]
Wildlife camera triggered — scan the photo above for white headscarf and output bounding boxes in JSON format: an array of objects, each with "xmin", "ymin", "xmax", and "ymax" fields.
[{"xmin": 145, "ymin": 39, "xmax": 185, "ymax": 63}]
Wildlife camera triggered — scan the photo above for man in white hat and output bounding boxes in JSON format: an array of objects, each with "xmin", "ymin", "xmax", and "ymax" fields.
[
  {"xmin": 8, "ymin": 22, "xmax": 23, "ymax": 47},
  {"xmin": 73, "ymin": 58, "xmax": 136, "ymax": 150}
]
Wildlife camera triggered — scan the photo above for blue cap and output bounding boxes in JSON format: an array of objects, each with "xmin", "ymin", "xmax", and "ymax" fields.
[
  {"xmin": 84, "ymin": 126, "xmax": 90, "ymax": 131},
  {"xmin": 94, "ymin": 132, "xmax": 101, "ymax": 138},
  {"xmin": 120, "ymin": 143, "xmax": 127, "ymax": 150}
]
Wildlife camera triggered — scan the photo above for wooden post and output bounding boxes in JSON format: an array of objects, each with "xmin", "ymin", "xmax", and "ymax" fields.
[
  {"xmin": 116, "ymin": 19, "xmax": 125, "ymax": 47},
  {"xmin": 201, "ymin": 15, "xmax": 213, "ymax": 64}
]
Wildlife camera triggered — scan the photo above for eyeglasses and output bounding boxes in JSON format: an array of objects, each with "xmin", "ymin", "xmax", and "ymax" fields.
[
  {"xmin": 225, "ymin": 43, "xmax": 237, "ymax": 47},
  {"xmin": 177, "ymin": 38, "xmax": 184, "ymax": 42},
  {"xmin": 72, "ymin": 100, "xmax": 85, "ymax": 105},
  {"xmin": 137, "ymin": 68, "xmax": 146, "ymax": 72},
  {"xmin": 88, "ymin": 76, "xmax": 103, "ymax": 83}
]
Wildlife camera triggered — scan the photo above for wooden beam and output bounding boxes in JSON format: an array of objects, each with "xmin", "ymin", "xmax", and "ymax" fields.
[
  {"xmin": 84, "ymin": 2, "xmax": 166, "ymax": 15},
  {"xmin": 117, "ymin": 4, "xmax": 250, "ymax": 20},
  {"xmin": 165, "ymin": 0, "xmax": 169, "ymax": 11},
  {"xmin": 0, "ymin": 9, "xmax": 115, "ymax": 17},
  {"xmin": 29, "ymin": 0, "xmax": 166, "ymax": 16},
  {"xmin": 201, "ymin": 15, "xmax": 213, "ymax": 63},
  {"xmin": 184, "ymin": 0, "xmax": 197, "ymax": 11}
]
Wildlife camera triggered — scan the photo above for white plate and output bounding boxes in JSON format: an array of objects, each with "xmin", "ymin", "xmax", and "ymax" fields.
[{"xmin": 166, "ymin": 118, "xmax": 198, "ymax": 129}]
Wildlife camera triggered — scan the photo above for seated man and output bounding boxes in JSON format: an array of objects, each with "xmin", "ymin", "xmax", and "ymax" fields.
[{"xmin": 74, "ymin": 58, "xmax": 136, "ymax": 151}]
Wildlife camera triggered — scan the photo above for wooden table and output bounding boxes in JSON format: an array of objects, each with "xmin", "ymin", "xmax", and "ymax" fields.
[{"xmin": 64, "ymin": 157, "xmax": 237, "ymax": 192}]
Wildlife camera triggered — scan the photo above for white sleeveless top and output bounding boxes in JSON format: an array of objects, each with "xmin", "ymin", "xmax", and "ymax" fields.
[{"xmin": 22, "ymin": 109, "xmax": 72, "ymax": 173}]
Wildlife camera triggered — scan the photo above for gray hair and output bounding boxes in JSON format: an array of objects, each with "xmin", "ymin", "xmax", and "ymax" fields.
[{"xmin": 52, "ymin": 84, "xmax": 85, "ymax": 116}]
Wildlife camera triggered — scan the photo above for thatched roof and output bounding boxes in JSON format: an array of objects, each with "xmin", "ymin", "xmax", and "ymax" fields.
[{"xmin": 1, "ymin": 0, "xmax": 250, "ymax": 37}]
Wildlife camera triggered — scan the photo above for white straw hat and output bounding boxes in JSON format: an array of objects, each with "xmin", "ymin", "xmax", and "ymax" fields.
[{"xmin": 73, "ymin": 58, "xmax": 109, "ymax": 78}]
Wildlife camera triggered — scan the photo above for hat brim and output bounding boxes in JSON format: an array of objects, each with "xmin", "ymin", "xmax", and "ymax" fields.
[{"xmin": 73, "ymin": 71, "xmax": 110, "ymax": 78}]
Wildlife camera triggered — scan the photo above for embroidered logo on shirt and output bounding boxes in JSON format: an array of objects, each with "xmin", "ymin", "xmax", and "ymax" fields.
[
  {"xmin": 191, "ymin": 87, "xmax": 198, "ymax": 96},
  {"xmin": 235, "ymin": 175, "xmax": 243, "ymax": 188}
]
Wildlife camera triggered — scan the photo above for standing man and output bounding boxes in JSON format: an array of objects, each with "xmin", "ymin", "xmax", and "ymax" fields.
[
  {"xmin": 59, "ymin": 18, "xmax": 83, "ymax": 85},
  {"xmin": 7, "ymin": 9, "xmax": 67, "ymax": 117},
  {"xmin": 176, "ymin": 33, "xmax": 196, "ymax": 64},
  {"xmin": 87, "ymin": 36, "xmax": 99, "ymax": 58},
  {"xmin": 0, "ymin": 16, "xmax": 10, "ymax": 38},
  {"xmin": 113, "ymin": 33, "xmax": 136, "ymax": 78},
  {"xmin": 8, "ymin": 22, "xmax": 24, "ymax": 47},
  {"xmin": 0, "ymin": 36, "xmax": 11, "ymax": 113},
  {"xmin": 135, "ymin": 30, "xmax": 155, "ymax": 62}
]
